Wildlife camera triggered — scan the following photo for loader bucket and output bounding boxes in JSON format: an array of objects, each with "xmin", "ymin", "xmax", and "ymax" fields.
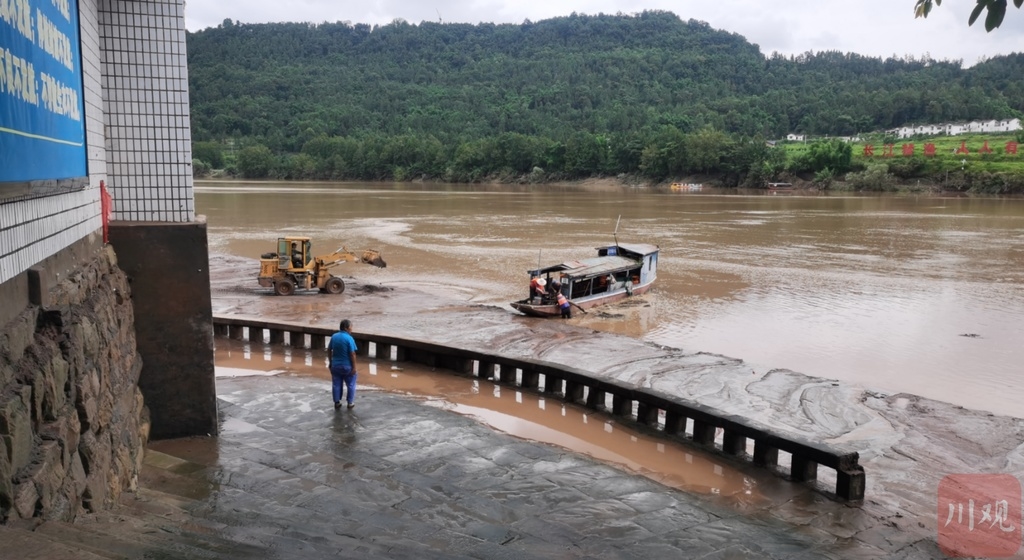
[{"xmin": 362, "ymin": 250, "xmax": 387, "ymax": 268}]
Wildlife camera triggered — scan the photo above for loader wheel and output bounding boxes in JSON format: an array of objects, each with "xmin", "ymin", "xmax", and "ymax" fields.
[
  {"xmin": 274, "ymin": 279, "xmax": 296, "ymax": 296},
  {"xmin": 325, "ymin": 277, "xmax": 345, "ymax": 295}
]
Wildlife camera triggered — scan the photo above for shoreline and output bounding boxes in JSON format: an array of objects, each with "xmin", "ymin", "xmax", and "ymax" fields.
[
  {"xmin": 210, "ymin": 250, "xmax": 1024, "ymax": 549},
  {"xmin": 192, "ymin": 176, "xmax": 1024, "ymax": 197}
]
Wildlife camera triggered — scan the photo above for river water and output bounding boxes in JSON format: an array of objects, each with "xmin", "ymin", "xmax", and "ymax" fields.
[{"xmin": 197, "ymin": 181, "xmax": 1024, "ymax": 418}]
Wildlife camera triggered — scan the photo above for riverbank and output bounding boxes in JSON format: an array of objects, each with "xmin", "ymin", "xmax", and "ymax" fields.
[{"xmin": 210, "ymin": 250, "xmax": 1024, "ymax": 555}]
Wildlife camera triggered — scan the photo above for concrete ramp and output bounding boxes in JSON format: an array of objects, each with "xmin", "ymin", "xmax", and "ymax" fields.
[{"xmin": 0, "ymin": 374, "xmax": 939, "ymax": 559}]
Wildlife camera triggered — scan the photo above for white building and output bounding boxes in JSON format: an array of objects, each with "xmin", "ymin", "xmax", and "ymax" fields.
[
  {"xmin": 891, "ymin": 118, "xmax": 1021, "ymax": 139},
  {"xmin": 786, "ymin": 134, "xmax": 805, "ymax": 142}
]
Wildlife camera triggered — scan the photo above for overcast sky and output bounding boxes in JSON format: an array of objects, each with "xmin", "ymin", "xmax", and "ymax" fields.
[{"xmin": 184, "ymin": 1, "xmax": 1024, "ymax": 66}]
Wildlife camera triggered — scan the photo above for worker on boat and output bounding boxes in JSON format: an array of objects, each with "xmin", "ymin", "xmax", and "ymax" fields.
[
  {"xmin": 556, "ymin": 291, "xmax": 572, "ymax": 318},
  {"xmin": 530, "ymin": 276, "xmax": 547, "ymax": 303}
]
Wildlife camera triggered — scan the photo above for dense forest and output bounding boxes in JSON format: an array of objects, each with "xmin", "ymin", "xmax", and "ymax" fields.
[{"xmin": 187, "ymin": 11, "xmax": 1024, "ymax": 189}]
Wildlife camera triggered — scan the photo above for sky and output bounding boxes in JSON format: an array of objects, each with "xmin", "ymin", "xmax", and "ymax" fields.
[{"xmin": 183, "ymin": 0, "xmax": 1024, "ymax": 66}]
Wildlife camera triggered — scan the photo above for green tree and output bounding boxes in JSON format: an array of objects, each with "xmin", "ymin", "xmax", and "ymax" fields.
[
  {"xmin": 684, "ymin": 127, "xmax": 733, "ymax": 174},
  {"xmin": 791, "ymin": 140, "xmax": 853, "ymax": 175},
  {"xmin": 192, "ymin": 142, "xmax": 224, "ymax": 168},
  {"xmin": 237, "ymin": 145, "xmax": 274, "ymax": 178}
]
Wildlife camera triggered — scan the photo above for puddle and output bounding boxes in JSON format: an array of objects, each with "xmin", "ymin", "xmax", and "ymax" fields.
[{"xmin": 215, "ymin": 339, "xmax": 775, "ymax": 502}]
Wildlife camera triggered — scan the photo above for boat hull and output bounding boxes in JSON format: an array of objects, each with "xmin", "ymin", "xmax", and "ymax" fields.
[{"xmin": 510, "ymin": 282, "xmax": 653, "ymax": 318}]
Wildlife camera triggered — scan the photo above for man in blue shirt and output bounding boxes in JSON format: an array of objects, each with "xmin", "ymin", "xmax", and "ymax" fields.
[{"xmin": 327, "ymin": 319, "xmax": 359, "ymax": 409}]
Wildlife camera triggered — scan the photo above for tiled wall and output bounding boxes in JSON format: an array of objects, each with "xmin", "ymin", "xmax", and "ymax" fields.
[
  {"xmin": 100, "ymin": 0, "xmax": 194, "ymax": 222},
  {"xmin": 0, "ymin": 0, "xmax": 104, "ymax": 285},
  {"xmin": 0, "ymin": 0, "xmax": 194, "ymax": 285}
]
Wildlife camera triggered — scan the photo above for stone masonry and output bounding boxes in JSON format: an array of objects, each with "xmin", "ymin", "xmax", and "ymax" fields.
[{"xmin": 0, "ymin": 247, "xmax": 149, "ymax": 523}]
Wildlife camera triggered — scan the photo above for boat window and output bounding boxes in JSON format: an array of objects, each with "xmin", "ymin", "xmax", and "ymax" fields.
[{"xmin": 571, "ymin": 278, "xmax": 593, "ymax": 299}]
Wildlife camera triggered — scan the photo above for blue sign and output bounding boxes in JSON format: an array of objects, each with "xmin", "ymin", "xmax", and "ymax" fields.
[{"xmin": 1, "ymin": 0, "xmax": 87, "ymax": 186}]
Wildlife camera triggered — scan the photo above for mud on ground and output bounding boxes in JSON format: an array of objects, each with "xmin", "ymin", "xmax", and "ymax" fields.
[{"xmin": 211, "ymin": 252, "xmax": 1024, "ymax": 554}]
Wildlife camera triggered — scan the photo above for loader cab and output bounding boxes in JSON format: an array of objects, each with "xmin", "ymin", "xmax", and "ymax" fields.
[{"xmin": 279, "ymin": 237, "xmax": 311, "ymax": 270}]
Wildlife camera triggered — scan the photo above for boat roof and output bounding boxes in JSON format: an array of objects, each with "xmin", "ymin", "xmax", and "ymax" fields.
[
  {"xmin": 537, "ymin": 256, "xmax": 640, "ymax": 278},
  {"xmin": 607, "ymin": 243, "xmax": 659, "ymax": 256},
  {"xmin": 530, "ymin": 243, "xmax": 658, "ymax": 277}
]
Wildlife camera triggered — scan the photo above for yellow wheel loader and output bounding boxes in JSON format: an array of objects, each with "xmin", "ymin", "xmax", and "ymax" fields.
[{"xmin": 257, "ymin": 236, "xmax": 386, "ymax": 296}]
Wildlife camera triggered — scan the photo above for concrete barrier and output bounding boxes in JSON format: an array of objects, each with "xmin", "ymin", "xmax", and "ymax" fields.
[{"xmin": 212, "ymin": 315, "xmax": 865, "ymax": 502}]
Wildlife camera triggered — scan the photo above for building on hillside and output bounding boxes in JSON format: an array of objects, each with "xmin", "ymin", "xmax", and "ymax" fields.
[
  {"xmin": 786, "ymin": 134, "xmax": 805, "ymax": 142},
  {"xmin": 945, "ymin": 123, "xmax": 965, "ymax": 136},
  {"xmin": 889, "ymin": 118, "xmax": 1021, "ymax": 139},
  {"xmin": 1, "ymin": 0, "xmax": 217, "ymax": 523}
]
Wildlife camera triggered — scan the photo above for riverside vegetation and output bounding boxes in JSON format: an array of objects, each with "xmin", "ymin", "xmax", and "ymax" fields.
[{"xmin": 187, "ymin": 11, "xmax": 1024, "ymax": 193}]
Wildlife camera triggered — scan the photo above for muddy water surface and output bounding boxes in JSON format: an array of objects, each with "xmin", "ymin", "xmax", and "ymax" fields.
[{"xmin": 198, "ymin": 182, "xmax": 1024, "ymax": 417}]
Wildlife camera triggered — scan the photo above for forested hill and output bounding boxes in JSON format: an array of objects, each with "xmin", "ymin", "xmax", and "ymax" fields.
[{"xmin": 187, "ymin": 10, "xmax": 1023, "ymax": 150}]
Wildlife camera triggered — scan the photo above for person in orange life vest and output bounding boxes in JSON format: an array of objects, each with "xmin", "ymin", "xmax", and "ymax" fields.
[
  {"xmin": 530, "ymin": 276, "xmax": 547, "ymax": 302},
  {"xmin": 556, "ymin": 291, "xmax": 572, "ymax": 318}
]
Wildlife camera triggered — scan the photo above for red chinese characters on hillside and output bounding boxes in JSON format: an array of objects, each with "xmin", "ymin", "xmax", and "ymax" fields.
[{"xmin": 860, "ymin": 140, "xmax": 1021, "ymax": 157}]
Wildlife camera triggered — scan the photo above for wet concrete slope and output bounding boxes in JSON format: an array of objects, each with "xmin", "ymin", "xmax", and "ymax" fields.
[{"xmin": 154, "ymin": 375, "xmax": 871, "ymax": 558}]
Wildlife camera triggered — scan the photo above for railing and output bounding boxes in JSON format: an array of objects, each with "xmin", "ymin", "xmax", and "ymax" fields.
[{"xmin": 213, "ymin": 316, "xmax": 866, "ymax": 502}]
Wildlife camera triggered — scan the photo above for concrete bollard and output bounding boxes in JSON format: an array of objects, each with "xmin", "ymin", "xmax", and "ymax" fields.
[
  {"xmin": 249, "ymin": 327, "xmax": 265, "ymax": 344},
  {"xmin": 393, "ymin": 345, "xmax": 407, "ymax": 362},
  {"xmin": 564, "ymin": 381, "xmax": 584, "ymax": 404},
  {"xmin": 586, "ymin": 388, "xmax": 606, "ymax": 411},
  {"xmin": 753, "ymin": 441, "xmax": 779, "ymax": 467},
  {"xmin": 664, "ymin": 411, "xmax": 685, "ymax": 435},
  {"xmin": 477, "ymin": 361, "xmax": 495, "ymax": 379},
  {"xmin": 791, "ymin": 455, "xmax": 818, "ymax": 482},
  {"xmin": 521, "ymin": 369, "xmax": 540, "ymax": 390},
  {"xmin": 544, "ymin": 375, "xmax": 563, "ymax": 396},
  {"xmin": 637, "ymin": 403, "xmax": 659, "ymax": 427},
  {"xmin": 837, "ymin": 467, "xmax": 866, "ymax": 501},
  {"xmin": 692, "ymin": 420, "xmax": 716, "ymax": 445},
  {"xmin": 722, "ymin": 431, "xmax": 746, "ymax": 456},
  {"xmin": 612, "ymin": 395, "xmax": 631, "ymax": 417},
  {"xmin": 499, "ymin": 365, "xmax": 516, "ymax": 385}
]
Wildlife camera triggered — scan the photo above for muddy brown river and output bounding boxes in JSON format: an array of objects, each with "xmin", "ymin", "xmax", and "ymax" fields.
[{"xmin": 198, "ymin": 181, "xmax": 1024, "ymax": 418}]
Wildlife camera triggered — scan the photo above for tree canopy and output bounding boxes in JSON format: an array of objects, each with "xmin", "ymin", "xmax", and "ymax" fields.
[
  {"xmin": 915, "ymin": 0, "xmax": 1024, "ymax": 31},
  {"xmin": 186, "ymin": 11, "xmax": 1024, "ymax": 187}
]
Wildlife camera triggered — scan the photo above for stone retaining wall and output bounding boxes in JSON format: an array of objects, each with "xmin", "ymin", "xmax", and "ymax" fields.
[{"xmin": 0, "ymin": 246, "xmax": 149, "ymax": 523}]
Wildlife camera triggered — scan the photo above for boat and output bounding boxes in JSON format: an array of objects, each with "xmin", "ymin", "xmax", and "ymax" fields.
[
  {"xmin": 671, "ymin": 182, "xmax": 703, "ymax": 192},
  {"xmin": 767, "ymin": 182, "xmax": 794, "ymax": 193},
  {"xmin": 510, "ymin": 243, "xmax": 660, "ymax": 318}
]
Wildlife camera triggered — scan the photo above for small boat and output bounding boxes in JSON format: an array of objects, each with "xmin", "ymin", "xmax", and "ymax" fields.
[
  {"xmin": 510, "ymin": 243, "xmax": 660, "ymax": 318},
  {"xmin": 671, "ymin": 182, "xmax": 703, "ymax": 192},
  {"xmin": 767, "ymin": 182, "xmax": 794, "ymax": 193}
]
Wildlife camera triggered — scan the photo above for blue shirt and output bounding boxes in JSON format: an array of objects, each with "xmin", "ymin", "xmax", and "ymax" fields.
[{"xmin": 329, "ymin": 331, "xmax": 358, "ymax": 369}]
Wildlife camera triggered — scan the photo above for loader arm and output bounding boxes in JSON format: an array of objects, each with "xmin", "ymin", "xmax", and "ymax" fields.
[{"xmin": 316, "ymin": 247, "xmax": 387, "ymax": 270}]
